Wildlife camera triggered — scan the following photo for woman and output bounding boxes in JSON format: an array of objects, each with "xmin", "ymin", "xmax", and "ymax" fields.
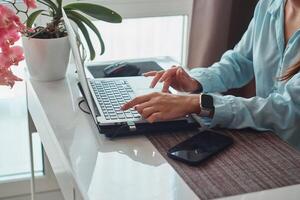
[{"xmin": 122, "ymin": 0, "xmax": 300, "ymax": 148}]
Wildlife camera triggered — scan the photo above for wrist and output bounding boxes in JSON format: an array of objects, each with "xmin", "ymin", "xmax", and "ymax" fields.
[
  {"xmin": 185, "ymin": 95, "xmax": 201, "ymax": 114},
  {"xmin": 190, "ymin": 79, "xmax": 203, "ymax": 93}
]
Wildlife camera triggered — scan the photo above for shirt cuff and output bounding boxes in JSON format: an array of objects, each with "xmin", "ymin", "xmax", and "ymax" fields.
[
  {"xmin": 209, "ymin": 93, "xmax": 235, "ymax": 127},
  {"xmin": 189, "ymin": 68, "xmax": 215, "ymax": 93},
  {"xmin": 191, "ymin": 114, "xmax": 213, "ymax": 128}
]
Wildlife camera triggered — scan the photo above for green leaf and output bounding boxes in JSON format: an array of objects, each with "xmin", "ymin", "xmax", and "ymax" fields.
[
  {"xmin": 26, "ymin": 10, "xmax": 44, "ymax": 28},
  {"xmin": 55, "ymin": 0, "xmax": 63, "ymax": 17},
  {"xmin": 66, "ymin": 10, "xmax": 105, "ymax": 55},
  {"xmin": 68, "ymin": 16, "xmax": 96, "ymax": 60},
  {"xmin": 39, "ymin": 0, "xmax": 58, "ymax": 13},
  {"xmin": 64, "ymin": 3, "xmax": 122, "ymax": 23},
  {"xmin": 56, "ymin": 0, "xmax": 62, "ymax": 8}
]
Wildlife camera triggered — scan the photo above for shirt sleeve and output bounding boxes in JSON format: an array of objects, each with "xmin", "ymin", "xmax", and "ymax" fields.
[
  {"xmin": 189, "ymin": 2, "xmax": 260, "ymax": 93},
  {"xmin": 209, "ymin": 73, "xmax": 300, "ymax": 137}
]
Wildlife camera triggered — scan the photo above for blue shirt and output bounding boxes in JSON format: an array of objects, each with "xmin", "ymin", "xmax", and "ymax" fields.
[{"xmin": 189, "ymin": 0, "xmax": 300, "ymax": 149}]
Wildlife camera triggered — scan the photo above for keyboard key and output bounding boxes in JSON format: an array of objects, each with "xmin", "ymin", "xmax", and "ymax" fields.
[
  {"xmin": 109, "ymin": 114, "xmax": 117, "ymax": 118},
  {"xmin": 117, "ymin": 114, "xmax": 126, "ymax": 119},
  {"xmin": 133, "ymin": 113, "xmax": 140, "ymax": 118},
  {"xmin": 125, "ymin": 113, "xmax": 133, "ymax": 118}
]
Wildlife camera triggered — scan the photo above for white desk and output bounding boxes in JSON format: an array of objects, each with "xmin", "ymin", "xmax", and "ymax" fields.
[{"xmin": 27, "ymin": 57, "xmax": 300, "ymax": 200}]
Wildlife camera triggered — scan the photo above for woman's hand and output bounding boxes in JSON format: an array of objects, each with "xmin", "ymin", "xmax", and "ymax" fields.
[
  {"xmin": 143, "ymin": 66, "xmax": 201, "ymax": 93},
  {"xmin": 121, "ymin": 92, "xmax": 201, "ymax": 123}
]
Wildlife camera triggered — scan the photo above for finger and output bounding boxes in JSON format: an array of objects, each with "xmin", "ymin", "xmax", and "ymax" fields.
[
  {"xmin": 134, "ymin": 101, "xmax": 152, "ymax": 113},
  {"xmin": 121, "ymin": 94, "xmax": 152, "ymax": 110},
  {"xmin": 143, "ymin": 71, "xmax": 158, "ymax": 77},
  {"xmin": 162, "ymin": 78, "xmax": 171, "ymax": 93},
  {"xmin": 150, "ymin": 71, "xmax": 164, "ymax": 88},
  {"xmin": 176, "ymin": 67, "xmax": 182, "ymax": 77},
  {"xmin": 180, "ymin": 68, "xmax": 190, "ymax": 76},
  {"xmin": 179, "ymin": 68, "xmax": 195, "ymax": 91},
  {"xmin": 147, "ymin": 112, "xmax": 162, "ymax": 123},
  {"xmin": 140, "ymin": 107, "xmax": 158, "ymax": 119},
  {"xmin": 159, "ymin": 67, "xmax": 179, "ymax": 83},
  {"xmin": 176, "ymin": 68, "xmax": 184, "ymax": 91}
]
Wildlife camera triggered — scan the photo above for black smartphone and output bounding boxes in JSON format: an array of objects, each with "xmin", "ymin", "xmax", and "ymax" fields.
[{"xmin": 167, "ymin": 130, "xmax": 233, "ymax": 166}]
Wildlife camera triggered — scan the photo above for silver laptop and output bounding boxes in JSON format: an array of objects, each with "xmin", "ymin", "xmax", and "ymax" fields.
[{"xmin": 62, "ymin": 9, "xmax": 189, "ymax": 128}]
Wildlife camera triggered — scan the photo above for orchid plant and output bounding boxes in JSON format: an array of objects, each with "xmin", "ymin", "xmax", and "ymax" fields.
[
  {"xmin": 0, "ymin": 3, "xmax": 25, "ymax": 87},
  {"xmin": 0, "ymin": 0, "xmax": 122, "ymax": 87}
]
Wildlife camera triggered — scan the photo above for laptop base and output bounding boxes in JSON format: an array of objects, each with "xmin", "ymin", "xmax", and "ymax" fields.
[
  {"xmin": 98, "ymin": 117, "xmax": 200, "ymax": 138},
  {"xmin": 78, "ymin": 82, "xmax": 200, "ymax": 138}
]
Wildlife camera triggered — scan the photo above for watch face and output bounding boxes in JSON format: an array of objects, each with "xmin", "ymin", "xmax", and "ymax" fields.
[{"xmin": 201, "ymin": 94, "xmax": 214, "ymax": 109}]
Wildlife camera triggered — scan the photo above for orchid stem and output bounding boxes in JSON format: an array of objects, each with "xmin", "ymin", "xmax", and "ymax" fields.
[{"xmin": 1, "ymin": 0, "xmax": 29, "ymax": 18}]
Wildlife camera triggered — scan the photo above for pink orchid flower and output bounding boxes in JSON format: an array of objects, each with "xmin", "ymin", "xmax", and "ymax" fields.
[
  {"xmin": 0, "ymin": 29, "xmax": 20, "ymax": 50},
  {"xmin": 23, "ymin": 0, "xmax": 37, "ymax": 9},
  {"xmin": 0, "ymin": 1, "xmax": 35, "ymax": 88},
  {"xmin": 0, "ymin": 46, "xmax": 24, "ymax": 68},
  {"xmin": 0, "ymin": 5, "xmax": 20, "ymax": 30},
  {"xmin": 0, "ymin": 68, "xmax": 22, "ymax": 88},
  {"xmin": 6, "ymin": 46, "xmax": 24, "ymax": 66}
]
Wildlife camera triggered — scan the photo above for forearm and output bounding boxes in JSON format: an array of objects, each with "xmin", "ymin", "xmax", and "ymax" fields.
[
  {"xmin": 189, "ymin": 49, "xmax": 254, "ymax": 93},
  {"xmin": 209, "ymin": 92, "xmax": 300, "ymax": 134}
]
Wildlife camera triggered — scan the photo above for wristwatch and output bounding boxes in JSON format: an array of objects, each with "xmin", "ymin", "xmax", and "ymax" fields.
[{"xmin": 199, "ymin": 94, "xmax": 215, "ymax": 118}]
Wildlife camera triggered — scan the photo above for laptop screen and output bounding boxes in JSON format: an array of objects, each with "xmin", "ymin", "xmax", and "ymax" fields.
[{"xmin": 62, "ymin": 8, "xmax": 98, "ymax": 120}]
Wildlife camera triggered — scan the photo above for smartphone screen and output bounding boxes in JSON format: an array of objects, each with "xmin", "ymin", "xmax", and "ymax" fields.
[{"xmin": 167, "ymin": 130, "xmax": 233, "ymax": 166}]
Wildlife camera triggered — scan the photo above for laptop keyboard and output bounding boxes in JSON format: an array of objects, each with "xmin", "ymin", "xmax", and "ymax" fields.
[{"xmin": 90, "ymin": 80, "xmax": 141, "ymax": 120}]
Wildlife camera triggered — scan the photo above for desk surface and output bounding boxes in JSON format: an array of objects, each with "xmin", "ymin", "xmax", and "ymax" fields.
[{"xmin": 27, "ymin": 57, "xmax": 300, "ymax": 200}]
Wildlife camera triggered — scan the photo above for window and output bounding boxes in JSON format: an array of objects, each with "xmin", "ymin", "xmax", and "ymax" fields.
[
  {"xmin": 76, "ymin": 0, "xmax": 194, "ymax": 66},
  {"xmin": 81, "ymin": 16, "xmax": 185, "ymax": 64}
]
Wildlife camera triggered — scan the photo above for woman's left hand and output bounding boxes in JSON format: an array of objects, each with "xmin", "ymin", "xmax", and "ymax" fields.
[{"xmin": 121, "ymin": 92, "xmax": 201, "ymax": 123}]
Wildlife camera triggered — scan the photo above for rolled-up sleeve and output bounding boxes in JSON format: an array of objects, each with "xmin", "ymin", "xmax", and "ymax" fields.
[{"xmin": 209, "ymin": 74, "xmax": 300, "ymax": 142}]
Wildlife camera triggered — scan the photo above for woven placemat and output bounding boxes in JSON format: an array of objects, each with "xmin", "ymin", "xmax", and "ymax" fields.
[{"xmin": 146, "ymin": 129, "xmax": 300, "ymax": 200}]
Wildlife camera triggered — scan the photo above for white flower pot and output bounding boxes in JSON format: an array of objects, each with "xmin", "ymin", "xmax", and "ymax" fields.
[{"xmin": 22, "ymin": 36, "xmax": 70, "ymax": 81}]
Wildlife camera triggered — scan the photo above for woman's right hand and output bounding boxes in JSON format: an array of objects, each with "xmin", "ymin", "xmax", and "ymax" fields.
[{"xmin": 143, "ymin": 66, "xmax": 201, "ymax": 93}]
